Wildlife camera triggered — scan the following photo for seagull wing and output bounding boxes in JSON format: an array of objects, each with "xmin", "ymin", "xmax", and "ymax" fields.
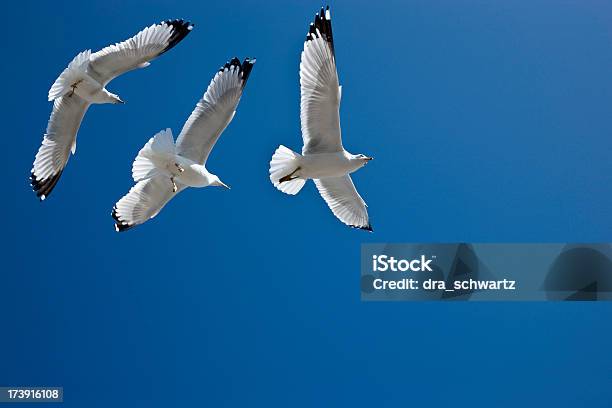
[
  {"xmin": 300, "ymin": 7, "xmax": 343, "ymax": 155},
  {"xmin": 176, "ymin": 57, "xmax": 255, "ymax": 165},
  {"xmin": 88, "ymin": 20, "xmax": 193, "ymax": 85},
  {"xmin": 112, "ymin": 175, "xmax": 185, "ymax": 231},
  {"xmin": 314, "ymin": 175, "xmax": 371, "ymax": 231},
  {"xmin": 31, "ymin": 95, "xmax": 91, "ymax": 200}
]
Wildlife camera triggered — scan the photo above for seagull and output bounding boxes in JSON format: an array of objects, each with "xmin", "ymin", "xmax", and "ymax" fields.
[
  {"xmin": 269, "ymin": 6, "xmax": 373, "ymax": 231},
  {"xmin": 31, "ymin": 19, "xmax": 194, "ymax": 201},
  {"xmin": 111, "ymin": 57, "xmax": 255, "ymax": 231}
]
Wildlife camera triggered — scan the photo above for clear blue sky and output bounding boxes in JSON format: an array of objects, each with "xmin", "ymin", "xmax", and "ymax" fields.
[{"xmin": 3, "ymin": 0, "xmax": 612, "ymax": 406}]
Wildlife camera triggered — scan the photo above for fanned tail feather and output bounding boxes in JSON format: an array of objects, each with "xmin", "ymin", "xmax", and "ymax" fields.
[
  {"xmin": 269, "ymin": 145, "xmax": 305, "ymax": 195},
  {"xmin": 48, "ymin": 50, "xmax": 91, "ymax": 101},
  {"xmin": 132, "ymin": 128, "xmax": 176, "ymax": 182}
]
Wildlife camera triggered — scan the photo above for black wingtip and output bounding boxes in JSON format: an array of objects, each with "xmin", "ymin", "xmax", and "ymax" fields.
[
  {"xmin": 31, "ymin": 170, "xmax": 63, "ymax": 201},
  {"xmin": 160, "ymin": 19, "xmax": 194, "ymax": 55},
  {"xmin": 349, "ymin": 223, "xmax": 373, "ymax": 232},
  {"xmin": 305, "ymin": 6, "xmax": 334, "ymax": 56},
  {"xmin": 240, "ymin": 57, "xmax": 256, "ymax": 86},
  {"xmin": 219, "ymin": 57, "xmax": 256, "ymax": 88},
  {"xmin": 220, "ymin": 57, "xmax": 242, "ymax": 72},
  {"xmin": 111, "ymin": 206, "xmax": 133, "ymax": 232}
]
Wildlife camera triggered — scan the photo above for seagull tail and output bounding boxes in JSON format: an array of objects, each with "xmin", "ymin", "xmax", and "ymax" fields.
[
  {"xmin": 132, "ymin": 128, "xmax": 176, "ymax": 182},
  {"xmin": 48, "ymin": 50, "xmax": 92, "ymax": 101},
  {"xmin": 269, "ymin": 145, "xmax": 305, "ymax": 195}
]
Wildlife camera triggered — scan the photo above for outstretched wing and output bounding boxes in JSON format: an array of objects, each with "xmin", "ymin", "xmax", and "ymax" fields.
[
  {"xmin": 88, "ymin": 19, "xmax": 193, "ymax": 85},
  {"xmin": 300, "ymin": 6, "xmax": 343, "ymax": 155},
  {"xmin": 314, "ymin": 175, "xmax": 371, "ymax": 231},
  {"xmin": 31, "ymin": 95, "xmax": 90, "ymax": 200},
  {"xmin": 176, "ymin": 57, "xmax": 255, "ymax": 165},
  {"xmin": 112, "ymin": 175, "xmax": 184, "ymax": 232}
]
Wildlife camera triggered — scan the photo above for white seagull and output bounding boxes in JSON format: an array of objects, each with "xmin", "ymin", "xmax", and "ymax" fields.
[
  {"xmin": 111, "ymin": 57, "xmax": 255, "ymax": 231},
  {"xmin": 31, "ymin": 19, "xmax": 194, "ymax": 200},
  {"xmin": 269, "ymin": 7, "xmax": 373, "ymax": 231}
]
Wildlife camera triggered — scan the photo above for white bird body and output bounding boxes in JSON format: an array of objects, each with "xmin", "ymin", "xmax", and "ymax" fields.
[
  {"xmin": 293, "ymin": 151, "xmax": 365, "ymax": 179},
  {"xmin": 112, "ymin": 58, "xmax": 255, "ymax": 231},
  {"xmin": 150, "ymin": 153, "xmax": 215, "ymax": 188},
  {"xmin": 177, "ymin": 165, "xmax": 217, "ymax": 188},
  {"xmin": 31, "ymin": 20, "xmax": 194, "ymax": 200},
  {"xmin": 269, "ymin": 7, "xmax": 373, "ymax": 231},
  {"xmin": 70, "ymin": 73, "xmax": 123, "ymax": 104}
]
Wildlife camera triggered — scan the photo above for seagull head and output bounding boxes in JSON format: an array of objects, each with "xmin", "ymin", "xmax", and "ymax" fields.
[
  {"xmin": 354, "ymin": 153, "xmax": 373, "ymax": 166},
  {"xmin": 211, "ymin": 176, "xmax": 230, "ymax": 189}
]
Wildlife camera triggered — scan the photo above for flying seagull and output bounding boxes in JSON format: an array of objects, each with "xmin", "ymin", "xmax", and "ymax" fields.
[
  {"xmin": 31, "ymin": 19, "xmax": 194, "ymax": 201},
  {"xmin": 111, "ymin": 57, "xmax": 255, "ymax": 231},
  {"xmin": 269, "ymin": 6, "xmax": 373, "ymax": 231}
]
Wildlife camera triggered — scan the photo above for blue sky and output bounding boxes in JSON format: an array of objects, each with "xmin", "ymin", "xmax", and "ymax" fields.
[{"xmin": 3, "ymin": 0, "xmax": 612, "ymax": 406}]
